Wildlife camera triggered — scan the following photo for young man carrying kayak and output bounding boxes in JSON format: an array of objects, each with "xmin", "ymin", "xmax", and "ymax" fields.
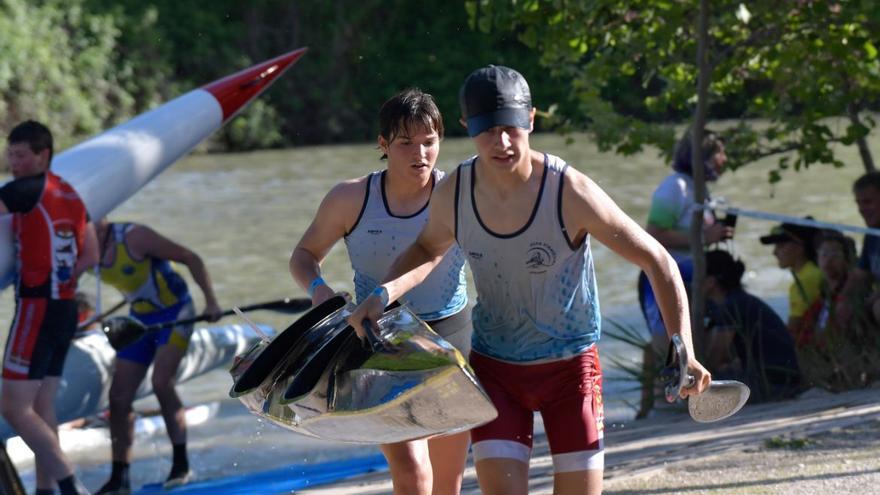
[
  {"xmin": 290, "ymin": 88, "xmax": 472, "ymax": 495},
  {"xmin": 348, "ymin": 65, "xmax": 711, "ymax": 495}
]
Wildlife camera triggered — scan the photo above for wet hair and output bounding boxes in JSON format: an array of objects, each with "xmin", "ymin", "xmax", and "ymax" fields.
[
  {"xmin": 672, "ymin": 128, "xmax": 724, "ymax": 181},
  {"xmin": 7, "ymin": 120, "xmax": 54, "ymax": 164},
  {"xmin": 853, "ymin": 171, "xmax": 880, "ymax": 194},
  {"xmin": 816, "ymin": 230, "xmax": 857, "ymax": 267},
  {"xmin": 705, "ymin": 250, "xmax": 745, "ymax": 291},
  {"xmin": 378, "ymin": 88, "xmax": 443, "ymax": 160}
]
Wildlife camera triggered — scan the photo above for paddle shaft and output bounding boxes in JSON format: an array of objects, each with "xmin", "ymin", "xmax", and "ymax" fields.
[
  {"xmin": 144, "ymin": 298, "xmax": 311, "ymax": 333},
  {"xmin": 77, "ymin": 299, "xmax": 127, "ymax": 330}
]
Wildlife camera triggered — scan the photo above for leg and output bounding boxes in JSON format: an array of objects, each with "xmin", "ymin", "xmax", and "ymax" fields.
[
  {"xmin": 553, "ymin": 470, "xmax": 603, "ymax": 495},
  {"xmin": 1, "ymin": 379, "xmax": 74, "ymax": 481},
  {"xmin": 468, "ymin": 354, "xmax": 535, "ymax": 495},
  {"xmin": 474, "ymin": 458, "xmax": 529, "ymax": 495},
  {"xmin": 541, "ymin": 348, "xmax": 605, "ymax": 495},
  {"xmin": 151, "ymin": 344, "xmax": 187, "ymax": 446},
  {"xmin": 33, "ymin": 377, "xmax": 61, "ymax": 490},
  {"xmin": 426, "ymin": 431, "xmax": 470, "ymax": 495},
  {"xmin": 107, "ymin": 359, "xmax": 149, "ymax": 463},
  {"xmin": 151, "ymin": 342, "xmax": 193, "ymax": 486},
  {"xmin": 379, "ymin": 440, "xmax": 432, "ymax": 495}
]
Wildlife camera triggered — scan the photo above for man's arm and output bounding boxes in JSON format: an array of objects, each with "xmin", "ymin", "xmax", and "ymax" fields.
[
  {"xmin": 127, "ymin": 225, "xmax": 222, "ymax": 321},
  {"xmin": 562, "ymin": 168, "xmax": 711, "ymax": 396},
  {"xmin": 74, "ymin": 222, "xmax": 99, "ymax": 279},
  {"xmin": 347, "ymin": 171, "xmax": 459, "ymax": 337},
  {"xmin": 290, "ymin": 179, "xmax": 364, "ymax": 305}
]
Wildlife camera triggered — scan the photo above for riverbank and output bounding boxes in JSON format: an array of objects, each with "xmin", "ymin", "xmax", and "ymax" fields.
[{"xmin": 299, "ymin": 386, "xmax": 880, "ymax": 494}]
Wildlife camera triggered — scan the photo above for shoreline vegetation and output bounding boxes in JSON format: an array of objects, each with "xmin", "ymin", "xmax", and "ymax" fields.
[{"xmin": 297, "ymin": 386, "xmax": 880, "ymax": 494}]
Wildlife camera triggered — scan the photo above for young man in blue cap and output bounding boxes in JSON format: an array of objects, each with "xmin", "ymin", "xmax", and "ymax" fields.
[{"xmin": 348, "ymin": 65, "xmax": 711, "ymax": 494}]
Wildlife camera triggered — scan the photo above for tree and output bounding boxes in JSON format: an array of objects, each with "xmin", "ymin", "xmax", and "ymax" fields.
[{"xmin": 466, "ymin": 0, "xmax": 880, "ymax": 180}]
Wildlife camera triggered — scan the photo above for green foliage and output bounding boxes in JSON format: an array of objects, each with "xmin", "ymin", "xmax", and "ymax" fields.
[
  {"xmin": 0, "ymin": 0, "xmax": 136, "ymax": 148},
  {"xmin": 1, "ymin": 1, "xmax": 555, "ymax": 150},
  {"xmin": 467, "ymin": 0, "xmax": 880, "ymax": 179}
]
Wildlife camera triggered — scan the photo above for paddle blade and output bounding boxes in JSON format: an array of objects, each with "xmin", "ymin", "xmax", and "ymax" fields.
[
  {"xmin": 102, "ymin": 316, "xmax": 147, "ymax": 351},
  {"xmin": 263, "ymin": 298, "xmax": 312, "ymax": 314},
  {"xmin": 688, "ymin": 380, "xmax": 750, "ymax": 423}
]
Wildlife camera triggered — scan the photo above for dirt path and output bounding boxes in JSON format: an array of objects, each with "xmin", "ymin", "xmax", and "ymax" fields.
[{"xmin": 299, "ymin": 387, "xmax": 880, "ymax": 494}]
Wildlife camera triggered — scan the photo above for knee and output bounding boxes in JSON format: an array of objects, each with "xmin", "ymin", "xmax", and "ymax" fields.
[
  {"xmin": 151, "ymin": 373, "xmax": 177, "ymax": 396},
  {"xmin": 0, "ymin": 402, "xmax": 24, "ymax": 422},
  {"xmin": 108, "ymin": 388, "xmax": 134, "ymax": 413},
  {"xmin": 389, "ymin": 457, "xmax": 432, "ymax": 492}
]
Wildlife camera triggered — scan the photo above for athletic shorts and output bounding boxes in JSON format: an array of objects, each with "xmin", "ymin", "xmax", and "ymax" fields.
[
  {"xmin": 426, "ymin": 306, "xmax": 473, "ymax": 358},
  {"xmin": 4, "ymin": 298, "xmax": 78, "ymax": 380},
  {"xmin": 117, "ymin": 300, "xmax": 195, "ymax": 366},
  {"xmin": 469, "ymin": 346, "xmax": 605, "ymax": 473}
]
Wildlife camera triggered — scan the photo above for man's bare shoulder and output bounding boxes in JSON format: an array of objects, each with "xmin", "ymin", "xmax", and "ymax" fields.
[
  {"xmin": 323, "ymin": 175, "xmax": 370, "ymax": 209},
  {"xmin": 433, "ymin": 167, "xmax": 460, "ymax": 200}
]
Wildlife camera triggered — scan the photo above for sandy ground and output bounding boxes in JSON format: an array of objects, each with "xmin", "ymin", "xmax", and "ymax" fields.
[
  {"xmin": 300, "ymin": 387, "xmax": 880, "ymax": 494},
  {"xmin": 605, "ymin": 417, "xmax": 880, "ymax": 494}
]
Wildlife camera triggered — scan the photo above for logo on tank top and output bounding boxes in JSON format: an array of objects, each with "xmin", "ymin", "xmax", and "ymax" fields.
[
  {"xmin": 53, "ymin": 225, "xmax": 78, "ymax": 282},
  {"xmin": 468, "ymin": 251, "xmax": 484, "ymax": 260},
  {"xmin": 526, "ymin": 242, "xmax": 556, "ymax": 273},
  {"xmin": 367, "ymin": 229, "xmax": 383, "ymax": 235}
]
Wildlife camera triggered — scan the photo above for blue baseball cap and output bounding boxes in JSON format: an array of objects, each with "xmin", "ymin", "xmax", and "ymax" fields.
[{"xmin": 459, "ymin": 65, "xmax": 532, "ymax": 137}]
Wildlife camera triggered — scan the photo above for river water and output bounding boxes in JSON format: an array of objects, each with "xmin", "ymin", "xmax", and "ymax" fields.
[{"xmin": 0, "ymin": 131, "xmax": 871, "ymax": 490}]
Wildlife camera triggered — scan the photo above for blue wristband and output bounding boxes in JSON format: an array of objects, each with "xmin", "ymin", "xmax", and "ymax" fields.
[
  {"xmin": 308, "ymin": 276, "xmax": 326, "ymax": 298},
  {"xmin": 372, "ymin": 285, "xmax": 389, "ymax": 307}
]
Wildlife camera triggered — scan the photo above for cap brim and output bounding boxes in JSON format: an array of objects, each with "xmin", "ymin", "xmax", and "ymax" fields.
[
  {"xmin": 759, "ymin": 234, "xmax": 791, "ymax": 245},
  {"xmin": 466, "ymin": 108, "xmax": 531, "ymax": 137}
]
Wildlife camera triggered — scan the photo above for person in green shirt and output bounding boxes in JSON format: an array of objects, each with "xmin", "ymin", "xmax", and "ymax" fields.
[{"xmin": 760, "ymin": 220, "xmax": 822, "ymax": 333}]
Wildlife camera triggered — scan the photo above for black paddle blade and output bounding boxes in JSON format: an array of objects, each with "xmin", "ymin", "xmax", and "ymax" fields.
[
  {"xmin": 102, "ymin": 316, "xmax": 147, "ymax": 351},
  {"xmin": 252, "ymin": 297, "xmax": 312, "ymax": 314}
]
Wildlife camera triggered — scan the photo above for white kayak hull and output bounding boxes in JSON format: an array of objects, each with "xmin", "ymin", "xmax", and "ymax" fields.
[
  {"xmin": 0, "ymin": 48, "xmax": 307, "ymax": 289},
  {"xmin": 0, "ymin": 323, "xmax": 272, "ymax": 439}
]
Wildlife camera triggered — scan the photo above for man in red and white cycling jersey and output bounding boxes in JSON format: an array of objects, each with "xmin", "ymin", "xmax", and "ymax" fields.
[{"xmin": 0, "ymin": 121, "xmax": 98, "ymax": 495}]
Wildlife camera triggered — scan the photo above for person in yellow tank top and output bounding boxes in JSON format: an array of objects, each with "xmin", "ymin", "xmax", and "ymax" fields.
[
  {"xmin": 760, "ymin": 220, "xmax": 822, "ymax": 333},
  {"xmin": 93, "ymin": 219, "xmax": 221, "ymax": 495}
]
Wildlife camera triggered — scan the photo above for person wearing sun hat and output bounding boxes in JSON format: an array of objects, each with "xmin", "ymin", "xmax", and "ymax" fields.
[{"xmin": 759, "ymin": 218, "xmax": 822, "ymax": 333}]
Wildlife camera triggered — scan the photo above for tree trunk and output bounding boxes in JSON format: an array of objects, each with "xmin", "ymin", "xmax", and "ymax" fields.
[
  {"xmin": 848, "ymin": 102, "xmax": 876, "ymax": 173},
  {"xmin": 689, "ymin": 0, "xmax": 711, "ymax": 361}
]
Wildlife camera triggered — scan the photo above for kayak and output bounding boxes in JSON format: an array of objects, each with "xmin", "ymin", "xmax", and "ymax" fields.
[
  {"xmin": 231, "ymin": 297, "xmax": 498, "ymax": 444},
  {"xmin": 6, "ymin": 402, "xmax": 221, "ymax": 466},
  {"xmin": 0, "ymin": 47, "xmax": 307, "ymax": 289},
  {"xmin": 0, "ymin": 322, "xmax": 273, "ymax": 439}
]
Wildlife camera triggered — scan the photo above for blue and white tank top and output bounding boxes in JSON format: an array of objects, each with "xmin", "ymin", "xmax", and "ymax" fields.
[
  {"xmin": 455, "ymin": 154, "xmax": 600, "ymax": 362},
  {"xmin": 345, "ymin": 169, "xmax": 468, "ymax": 321}
]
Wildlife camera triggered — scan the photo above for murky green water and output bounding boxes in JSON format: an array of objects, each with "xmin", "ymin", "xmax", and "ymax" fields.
[{"xmin": 0, "ymin": 130, "xmax": 870, "ymax": 338}]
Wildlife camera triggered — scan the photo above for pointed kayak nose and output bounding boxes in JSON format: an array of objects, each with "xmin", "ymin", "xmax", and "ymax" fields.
[{"xmin": 203, "ymin": 47, "xmax": 308, "ymax": 122}]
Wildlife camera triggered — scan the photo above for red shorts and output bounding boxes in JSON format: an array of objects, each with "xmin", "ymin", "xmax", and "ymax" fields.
[
  {"xmin": 469, "ymin": 346, "xmax": 605, "ymax": 472},
  {"xmin": 4, "ymin": 298, "xmax": 77, "ymax": 380}
]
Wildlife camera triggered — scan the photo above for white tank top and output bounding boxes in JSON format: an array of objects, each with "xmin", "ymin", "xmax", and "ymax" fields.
[
  {"xmin": 345, "ymin": 170, "xmax": 467, "ymax": 321},
  {"xmin": 454, "ymin": 154, "xmax": 600, "ymax": 362}
]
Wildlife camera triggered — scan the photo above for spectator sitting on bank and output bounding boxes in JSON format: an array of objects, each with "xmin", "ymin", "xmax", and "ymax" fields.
[
  {"xmin": 797, "ymin": 230, "xmax": 873, "ymax": 346},
  {"xmin": 703, "ymin": 250, "xmax": 802, "ymax": 402},
  {"xmin": 852, "ymin": 172, "xmax": 880, "ymax": 322},
  {"xmin": 796, "ymin": 230, "xmax": 879, "ymax": 391},
  {"xmin": 759, "ymin": 219, "xmax": 822, "ymax": 334}
]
